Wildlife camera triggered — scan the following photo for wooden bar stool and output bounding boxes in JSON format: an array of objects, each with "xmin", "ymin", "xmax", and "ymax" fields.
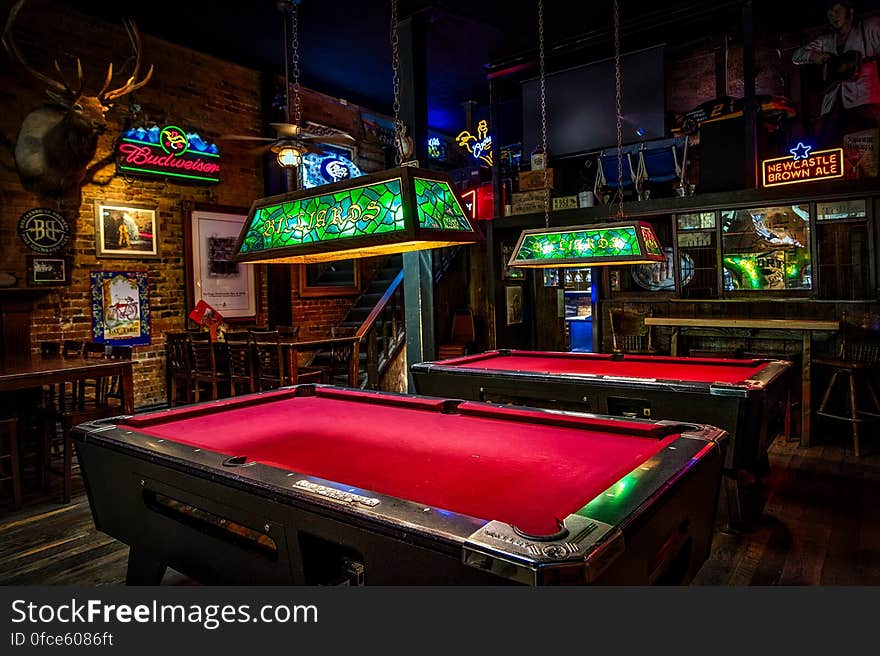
[
  {"xmin": 813, "ymin": 317, "xmax": 880, "ymax": 457},
  {"xmin": 0, "ymin": 418, "xmax": 22, "ymax": 510}
]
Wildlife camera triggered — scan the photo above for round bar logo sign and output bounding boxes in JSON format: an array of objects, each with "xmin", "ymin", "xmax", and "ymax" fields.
[{"xmin": 17, "ymin": 208, "xmax": 71, "ymax": 253}]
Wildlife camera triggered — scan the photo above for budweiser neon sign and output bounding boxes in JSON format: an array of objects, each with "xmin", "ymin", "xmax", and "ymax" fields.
[{"xmin": 116, "ymin": 125, "xmax": 221, "ymax": 184}]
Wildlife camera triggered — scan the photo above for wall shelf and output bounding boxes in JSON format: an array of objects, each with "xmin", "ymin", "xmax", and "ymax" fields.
[{"xmin": 493, "ymin": 177, "xmax": 880, "ymax": 230}]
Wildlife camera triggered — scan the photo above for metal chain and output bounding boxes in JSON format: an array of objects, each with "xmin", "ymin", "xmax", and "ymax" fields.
[
  {"xmin": 291, "ymin": 1, "xmax": 302, "ymax": 127},
  {"xmin": 390, "ymin": 0, "xmax": 407, "ymax": 163},
  {"xmin": 613, "ymin": 0, "xmax": 624, "ymax": 219},
  {"xmin": 538, "ymin": 0, "xmax": 549, "ymax": 228}
]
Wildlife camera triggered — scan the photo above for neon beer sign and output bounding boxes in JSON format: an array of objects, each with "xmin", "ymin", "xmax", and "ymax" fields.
[
  {"xmin": 116, "ymin": 124, "xmax": 221, "ymax": 183},
  {"xmin": 762, "ymin": 143, "xmax": 843, "ymax": 187}
]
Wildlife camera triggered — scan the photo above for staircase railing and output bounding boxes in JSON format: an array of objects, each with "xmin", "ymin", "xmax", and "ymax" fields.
[
  {"xmin": 433, "ymin": 245, "xmax": 464, "ymax": 284},
  {"xmin": 355, "ymin": 269, "xmax": 405, "ymax": 389}
]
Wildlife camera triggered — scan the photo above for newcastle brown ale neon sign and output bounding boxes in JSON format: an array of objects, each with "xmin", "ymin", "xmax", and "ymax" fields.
[
  {"xmin": 116, "ymin": 125, "xmax": 221, "ymax": 184},
  {"xmin": 761, "ymin": 142, "xmax": 843, "ymax": 188}
]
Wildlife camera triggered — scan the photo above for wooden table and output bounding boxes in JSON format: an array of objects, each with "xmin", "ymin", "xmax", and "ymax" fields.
[
  {"xmin": 0, "ymin": 356, "xmax": 137, "ymax": 414},
  {"xmin": 643, "ymin": 317, "xmax": 840, "ymax": 446}
]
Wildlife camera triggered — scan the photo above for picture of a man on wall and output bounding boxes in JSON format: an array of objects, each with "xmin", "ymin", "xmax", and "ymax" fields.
[{"xmin": 792, "ymin": 1, "xmax": 880, "ymax": 147}]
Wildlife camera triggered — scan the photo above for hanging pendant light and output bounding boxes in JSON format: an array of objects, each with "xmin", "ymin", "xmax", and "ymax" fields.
[
  {"xmin": 508, "ymin": 0, "xmax": 663, "ymax": 269},
  {"xmin": 508, "ymin": 220, "xmax": 665, "ymax": 267},
  {"xmin": 234, "ymin": 0, "xmax": 480, "ymax": 265}
]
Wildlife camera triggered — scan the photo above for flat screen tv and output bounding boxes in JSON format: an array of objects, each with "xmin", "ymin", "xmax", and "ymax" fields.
[{"xmin": 522, "ymin": 45, "xmax": 666, "ymax": 157}]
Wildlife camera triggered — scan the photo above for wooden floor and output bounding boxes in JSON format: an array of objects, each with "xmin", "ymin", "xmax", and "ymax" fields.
[{"xmin": 1, "ymin": 427, "xmax": 878, "ymax": 586}]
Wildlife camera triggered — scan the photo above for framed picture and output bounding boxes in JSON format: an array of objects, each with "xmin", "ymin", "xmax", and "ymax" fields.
[
  {"xmin": 505, "ymin": 285, "xmax": 523, "ymax": 326},
  {"xmin": 26, "ymin": 255, "xmax": 71, "ymax": 286},
  {"xmin": 94, "ymin": 200, "xmax": 159, "ymax": 258},
  {"xmin": 298, "ymin": 260, "xmax": 361, "ymax": 298},
  {"xmin": 184, "ymin": 202, "xmax": 258, "ymax": 321},
  {"xmin": 90, "ymin": 271, "xmax": 151, "ymax": 346}
]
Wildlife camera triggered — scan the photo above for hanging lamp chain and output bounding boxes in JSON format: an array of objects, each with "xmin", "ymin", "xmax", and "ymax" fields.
[
  {"xmin": 390, "ymin": 0, "xmax": 408, "ymax": 164},
  {"xmin": 290, "ymin": 1, "xmax": 302, "ymax": 127},
  {"xmin": 538, "ymin": 0, "xmax": 549, "ymax": 229},
  {"xmin": 613, "ymin": 0, "xmax": 624, "ymax": 219}
]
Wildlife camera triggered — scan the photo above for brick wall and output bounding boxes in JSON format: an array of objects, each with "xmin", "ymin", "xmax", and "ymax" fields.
[{"xmin": 0, "ymin": 0, "xmax": 394, "ymax": 407}]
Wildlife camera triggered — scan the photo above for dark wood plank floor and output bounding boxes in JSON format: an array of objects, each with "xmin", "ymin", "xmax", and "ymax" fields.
[{"xmin": 1, "ymin": 429, "xmax": 878, "ymax": 586}]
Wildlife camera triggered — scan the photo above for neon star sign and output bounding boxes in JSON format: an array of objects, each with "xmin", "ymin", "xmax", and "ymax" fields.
[
  {"xmin": 762, "ymin": 144, "xmax": 843, "ymax": 188},
  {"xmin": 789, "ymin": 142, "xmax": 812, "ymax": 161},
  {"xmin": 456, "ymin": 120, "xmax": 493, "ymax": 167}
]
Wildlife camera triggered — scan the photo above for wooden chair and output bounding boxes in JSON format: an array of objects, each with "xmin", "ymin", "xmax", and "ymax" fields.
[
  {"xmin": 165, "ymin": 332, "xmax": 195, "ymax": 407},
  {"xmin": 608, "ymin": 307, "xmax": 658, "ymax": 355},
  {"xmin": 0, "ymin": 418, "xmax": 21, "ymax": 510},
  {"xmin": 322, "ymin": 326, "xmax": 358, "ymax": 386},
  {"xmin": 438, "ymin": 308, "xmax": 476, "ymax": 360},
  {"xmin": 44, "ymin": 344, "xmax": 133, "ymax": 503},
  {"xmin": 103, "ymin": 345, "xmax": 133, "ymax": 405},
  {"xmin": 813, "ymin": 315, "xmax": 880, "ymax": 457},
  {"xmin": 251, "ymin": 331, "xmax": 287, "ymax": 391},
  {"xmin": 225, "ymin": 331, "xmax": 256, "ymax": 396},
  {"xmin": 190, "ymin": 337, "xmax": 229, "ymax": 402}
]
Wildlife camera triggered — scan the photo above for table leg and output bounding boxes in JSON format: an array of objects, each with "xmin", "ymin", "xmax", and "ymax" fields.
[
  {"xmin": 801, "ymin": 331, "xmax": 811, "ymax": 447},
  {"xmin": 670, "ymin": 328, "xmax": 679, "ymax": 356},
  {"xmin": 122, "ymin": 366, "xmax": 135, "ymax": 414}
]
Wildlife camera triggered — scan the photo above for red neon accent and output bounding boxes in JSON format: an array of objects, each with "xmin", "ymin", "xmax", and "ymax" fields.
[{"xmin": 487, "ymin": 62, "xmax": 535, "ymax": 80}]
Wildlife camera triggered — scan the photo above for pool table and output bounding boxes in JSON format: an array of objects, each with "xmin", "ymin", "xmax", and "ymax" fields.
[
  {"xmin": 73, "ymin": 385, "xmax": 727, "ymax": 586},
  {"xmin": 411, "ymin": 350, "xmax": 791, "ymax": 530}
]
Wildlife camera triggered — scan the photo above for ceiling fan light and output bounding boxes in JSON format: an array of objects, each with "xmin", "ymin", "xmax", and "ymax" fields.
[{"xmin": 275, "ymin": 145, "xmax": 302, "ymax": 168}]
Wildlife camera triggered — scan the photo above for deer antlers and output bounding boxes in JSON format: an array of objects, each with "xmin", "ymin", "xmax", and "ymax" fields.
[{"xmin": 3, "ymin": 0, "xmax": 154, "ymax": 106}]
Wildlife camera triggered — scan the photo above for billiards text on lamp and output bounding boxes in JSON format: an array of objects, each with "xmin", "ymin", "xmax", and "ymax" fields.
[
  {"xmin": 507, "ymin": 221, "xmax": 666, "ymax": 268},
  {"xmin": 233, "ymin": 166, "xmax": 481, "ymax": 264}
]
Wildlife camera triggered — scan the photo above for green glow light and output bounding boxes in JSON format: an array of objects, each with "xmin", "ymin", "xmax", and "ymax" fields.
[
  {"xmin": 116, "ymin": 165, "xmax": 220, "ymax": 182},
  {"xmin": 508, "ymin": 221, "xmax": 666, "ymax": 267},
  {"xmin": 239, "ymin": 179, "xmax": 405, "ymax": 254},
  {"xmin": 413, "ymin": 178, "xmax": 471, "ymax": 231},
  {"xmin": 234, "ymin": 166, "xmax": 481, "ymax": 264}
]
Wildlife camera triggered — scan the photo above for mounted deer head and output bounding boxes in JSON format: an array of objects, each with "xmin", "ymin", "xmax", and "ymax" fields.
[{"xmin": 3, "ymin": 0, "xmax": 154, "ymax": 196}]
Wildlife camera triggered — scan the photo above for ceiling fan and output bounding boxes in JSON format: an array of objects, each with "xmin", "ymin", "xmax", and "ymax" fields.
[{"xmin": 219, "ymin": 0, "xmax": 354, "ymax": 169}]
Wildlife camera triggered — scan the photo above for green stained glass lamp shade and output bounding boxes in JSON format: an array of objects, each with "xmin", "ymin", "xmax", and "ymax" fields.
[
  {"xmin": 234, "ymin": 166, "xmax": 480, "ymax": 264},
  {"xmin": 508, "ymin": 221, "xmax": 666, "ymax": 268}
]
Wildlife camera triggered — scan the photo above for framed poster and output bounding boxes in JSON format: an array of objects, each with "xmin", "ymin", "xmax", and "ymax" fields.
[
  {"xmin": 505, "ymin": 285, "xmax": 523, "ymax": 325},
  {"xmin": 185, "ymin": 203, "xmax": 258, "ymax": 321},
  {"xmin": 90, "ymin": 271, "xmax": 151, "ymax": 346},
  {"xmin": 94, "ymin": 200, "xmax": 159, "ymax": 258},
  {"xmin": 26, "ymin": 255, "xmax": 71, "ymax": 286}
]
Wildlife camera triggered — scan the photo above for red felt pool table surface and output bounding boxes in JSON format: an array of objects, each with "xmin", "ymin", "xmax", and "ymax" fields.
[
  {"xmin": 119, "ymin": 388, "xmax": 683, "ymax": 536},
  {"xmin": 436, "ymin": 351, "xmax": 771, "ymax": 385}
]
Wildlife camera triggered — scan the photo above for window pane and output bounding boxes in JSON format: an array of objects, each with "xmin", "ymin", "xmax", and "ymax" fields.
[
  {"xmin": 817, "ymin": 222, "xmax": 870, "ymax": 299},
  {"xmin": 816, "ymin": 199, "xmax": 866, "ymax": 221},
  {"xmin": 721, "ymin": 205, "xmax": 811, "ymax": 291},
  {"xmin": 677, "ymin": 211, "xmax": 716, "ymax": 230}
]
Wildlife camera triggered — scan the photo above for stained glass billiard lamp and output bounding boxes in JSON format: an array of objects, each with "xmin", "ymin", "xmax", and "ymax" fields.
[
  {"xmin": 507, "ymin": 221, "xmax": 666, "ymax": 268},
  {"xmin": 233, "ymin": 166, "xmax": 480, "ymax": 264}
]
